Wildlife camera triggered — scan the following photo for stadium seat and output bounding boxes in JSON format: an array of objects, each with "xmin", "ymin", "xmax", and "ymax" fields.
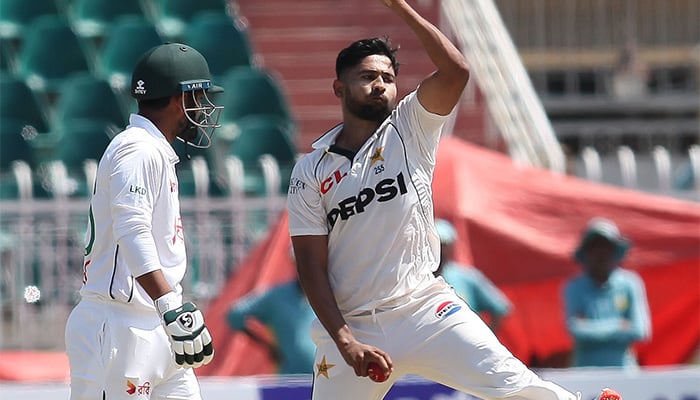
[
  {"xmin": 175, "ymin": 163, "xmax": 197, "ymax": 197},
  {"xmin": 223, "ymin": 116, "xmax": 297, "ymax": 195},
  {"xmin": 183, "ymin": 12, "xmax": 253, "ymax": 80},
  {"xmin": 218, "ymin": 66, "xmax": 294, "ymax": 136},
  {"xmin": 171, "ymin": 138, "xmax": 228, "ymax": 197},
  {"xmin": 98, "ymin": 16, "xmax": 163, "ymax": 91},
  {"xmin": 0, "ymin": 38, "xmax": 15, "ymax": 72},
  {"xmin": 0, "ymin": 75, "xmax": 50, "ymax": 132},
  {"xmin": 43, "ymin": 119, "xmax": 116, "ymax": 197},
  {"xmin": 53, "ymin": 73, "xmax": 128, "ymax": 129},
  {"xmin": 155, "ymin": 0, "xmax": 229, "ymax": 40},
  {"xmin": 0, "ymin": 165, "xmax": 33, "ymax": 199},
  {"xmin": 16, "ymin": 15, "xmax": 93, "ymax": 93},
  {"xmin": 0, "ymin": 173, "xmax": 21, "ymax": 199},
  {"xmin": 70, "ymin": 0, "xmax": 145, "ymax": 40},
  {"xmin": 0, "ymin": 0, "xmax": 61, "ymax": 40},
  {"xmin": 0, "ymin": 118, "xmax": 37, "ymax": 171},
  {"xmin": 0, "ymin": 118, "xmax": 39, "ymax": 199},
  {"xmin": 51, "ymin": 119, "xmax": 114, "ymax": 168}
]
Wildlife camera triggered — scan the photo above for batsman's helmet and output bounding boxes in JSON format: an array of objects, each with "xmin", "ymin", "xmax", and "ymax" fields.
[{"xmin": 131, "ymin": 43, "xmax": 223, "ymax": 148}]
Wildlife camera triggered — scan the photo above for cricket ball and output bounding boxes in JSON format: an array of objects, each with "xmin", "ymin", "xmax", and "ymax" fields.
[{"xmin": 367, "ymin": 362, "xmax": 387, "ymax": 383}]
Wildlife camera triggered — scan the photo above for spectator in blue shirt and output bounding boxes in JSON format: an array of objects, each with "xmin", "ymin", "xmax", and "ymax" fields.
[
  {"xmin": 227, "ymin": 277, "xmax": 317, "ymax": 375},
  {"xmin": 434, "ymin": 219, "xmax": 512, "ymax": 332},
  {"xmin": 564, "ymin": 217, "xmax": 651, "ymax": 368}
]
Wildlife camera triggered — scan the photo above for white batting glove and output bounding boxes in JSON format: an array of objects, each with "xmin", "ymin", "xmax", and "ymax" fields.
[{"xmin": 156, "ymin": 292, "xmax": 214, "ymax": 368}]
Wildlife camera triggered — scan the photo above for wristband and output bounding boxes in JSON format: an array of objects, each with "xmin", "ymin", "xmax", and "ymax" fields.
[{"xmin": 155, "ymin": 291, "xmax": 182, "ymax": 315}]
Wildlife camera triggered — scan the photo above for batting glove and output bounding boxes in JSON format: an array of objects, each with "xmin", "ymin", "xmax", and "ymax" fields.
[{"xmin": 156, "ymin": 292, "xmax": 214, "ymax": 368}]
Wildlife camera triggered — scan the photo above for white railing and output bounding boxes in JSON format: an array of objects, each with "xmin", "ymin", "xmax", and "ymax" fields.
[
  {"xmin": 689, "ymin": 144, "xmax": 700, "ymax": 190},
  {"xmin": 0, "ymin": 155, "xmax": 289, "ymax": 350},
  {"xmin": 617, "ymin": 146, "xmax": 638, "ymax": 188},
  {"xmin": 581, "ymin": 146, "xmax": 602, "ymax": 182},
  {"xmin": 442, "ymin": 0, "xmax": 566, "ymax": 173},
  {"xmin": 576, "ymin": 145, "xmax": 698, "ymax": 201},
  {"xmin": 652, "ymin": 146, "xmax": 672, "ymax": 194}
]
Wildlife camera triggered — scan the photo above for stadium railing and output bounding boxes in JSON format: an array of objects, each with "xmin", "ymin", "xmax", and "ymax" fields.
[
  {"xmin": 442, "ymin": 0, "xmax": 566, "ymax": 173},
  {"xmin": 578, "ymin": 144, "xmax": 698, "ymax": 201},
  {"xmin": 0, "ymin": 153, "xmax": 288, "ymax": 350}
]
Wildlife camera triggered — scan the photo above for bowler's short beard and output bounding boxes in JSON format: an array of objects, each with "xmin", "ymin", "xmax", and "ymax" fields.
[{"xmin": 346, "ymin": 96, "xmax": 392, "ymax": 122}]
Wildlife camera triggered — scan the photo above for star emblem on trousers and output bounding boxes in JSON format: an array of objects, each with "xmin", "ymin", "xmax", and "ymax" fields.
[{"xmin": 316, "ymin": 355, "xmax": 335, "ymax": 379}]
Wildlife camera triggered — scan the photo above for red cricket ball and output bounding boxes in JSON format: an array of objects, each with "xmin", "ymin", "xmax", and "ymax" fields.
[{"xmin": 367, "ymin": 362, "xmax": 387, "ymax": 383}]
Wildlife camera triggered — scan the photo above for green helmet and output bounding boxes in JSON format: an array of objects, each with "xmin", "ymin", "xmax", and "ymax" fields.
[
  {"xmin": 131, "ymin": 42, "xmax": 222, "ymax": 100},
  {"xmin": 131, "ymin": 43, "xmax": 224, "ymax": 149}
]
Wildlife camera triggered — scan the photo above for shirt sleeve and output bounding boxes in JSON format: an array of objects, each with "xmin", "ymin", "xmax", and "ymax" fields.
[
  {"xmin": 287, "ymin": 156, "xmax": 328, "ymax": 236},
  {"xmin": 393, "ymin": 90, "xmax": 451, "ymax": 165},
  {"xmin": 109, "ymin": 139, "xmax": 164, "ymax": 278},
  {"xmin": 563, "ymin": 280, "xmax": 578, "ymax": 323},
  {"xmin": 625, "ymin": 271, "xmax": 652, "ymax": 341}
]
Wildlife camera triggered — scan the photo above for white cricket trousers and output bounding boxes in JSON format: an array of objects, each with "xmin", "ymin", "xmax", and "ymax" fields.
[
  {"xmin": 310, "ymin": 280, "xmax": 578, "ymax": 400},
  {"xmin": 65, "ymin": 297, "xmax": 201, "ymax": 400}
]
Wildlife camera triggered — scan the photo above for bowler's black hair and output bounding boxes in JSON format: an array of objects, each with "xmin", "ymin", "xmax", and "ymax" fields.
[{"xmin": 335, "ymin": 37, "xmax": 400, "ymax": 79}]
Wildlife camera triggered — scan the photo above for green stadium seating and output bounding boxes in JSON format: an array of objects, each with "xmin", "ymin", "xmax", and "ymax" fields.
[
  {"xmin": 155, "ymin": 0, "xmax": 229, "ymax": 40},
  {"xmin": 175, "ymin": 163, "xmax": 197, "ymax": 197},
  {"xmin": 43, "ymin": 119, "xmax": 115, "ymax": 197},
  {"xmin": 16, "ymin": 15, "xmax": 92, "ymax": 93},
  {"xmin": 70, "ymin": 0, "xmax": 145, "ymax": 40},
  {"xmin": 50, "ymin": 119, "xmax": 114, "ymax": 168},
  {"xmin": 173, "ymin": 155, "xmax": 222, "ymax": 198},
  {"xmin": 53, "ymin": 73, "xmax": 128, "ymax": 129},
  {"xmin": 0, "ymin": 164, "xmax": 48, "ymax": 199},
  {"xmin": 218, "ymin": 66, "xmax": 294, "ymax": 135},
  {"xmin": 0, "ymin": 174, "xmax": 21, "ymax": 199},
  {"xmin": 224, "ymin": 116, "xmax": 296, "ymax": 195},
  {"xmin": 0, "ymin": 75, "xmax": 50, "ymax": 132},
  {"xmin": 98, "ymin": 16, "xmax": 163, "ymax": 91},
  {"xmin": 0, "ymin": 38, "xmax": 15, "ymax": 72},
  {"xmin": 0, "ymin": 119, "xmax": 38, "ymax": 199},
  {"xmin": 183, "ymin": 12, "xmax": 253, "ymax": 80},
  {"xmin": 228, "ymin": 117, "xmax": 296, "ymax": 165},
  {"xmin": 0, "ymin": 118, "xmax": 37, "ymax": 171},
  {"xmin": 0, "ymin": 0, "xmax": 61, "ymax": 40},
  {"xmin": 171, "ymin": 137, "xmax": 230, "ymax": 197}
]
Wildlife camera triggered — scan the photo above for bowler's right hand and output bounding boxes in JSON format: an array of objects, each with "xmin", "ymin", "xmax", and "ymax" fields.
[{"xmin": 338, "ymin": 338, "xmax": 393, "ymax": 380}]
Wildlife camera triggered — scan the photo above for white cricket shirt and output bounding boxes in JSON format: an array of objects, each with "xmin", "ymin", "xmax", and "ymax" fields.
[
  {"xmin": 287, "ymin": 91, "xmax": 448, "ymax": 315},
  {"xmin": 80, "ymin": 114, "xmax": 186, "ymax": 311}
]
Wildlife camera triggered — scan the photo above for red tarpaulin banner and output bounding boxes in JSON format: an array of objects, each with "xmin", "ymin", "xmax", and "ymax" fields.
[{"xmin": 201, "ymin": 136, "xmax": 700, "ymax": 376}]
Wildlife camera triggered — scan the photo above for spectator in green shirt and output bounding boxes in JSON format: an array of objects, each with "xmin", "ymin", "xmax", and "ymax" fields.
[{"xmin": 563, "ymin": 218, "xmax": 651, "ymax": 368}]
